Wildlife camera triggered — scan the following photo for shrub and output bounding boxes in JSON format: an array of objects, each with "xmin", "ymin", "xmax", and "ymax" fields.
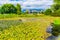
[
  {"xmin": 44, "ymin": 9, "xmax": 52, "ymax": 15},
  {"xmin": 52, "ymin": 24, "xmax": 60, "ymax": 36},
  {"xmin": 52, "ymin": 19, "xmax": 60, "ymax": 36},
  {"xmin": 51, "ymin": 9, "xmax": 60, "ymax": 16},
  {"xmin": 25, "ymin": 10, "xmax": 29, "ymax": 14}
]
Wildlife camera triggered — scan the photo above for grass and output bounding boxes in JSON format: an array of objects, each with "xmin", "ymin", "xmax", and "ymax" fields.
[
  {"xmin": 0, "ymin": 14, "xmax": 60, "ymax": 40},
  {"xmin": 0, "ymin": 20, "xmax": 47, "ymax": 40},
  {"xmin": 0, "ymin": 14, "xmax": 18, "ymax": 19},
  {"xmin": 53, "ymin": 19, "xmax": 60, "ymax": 25},
  {"xmin": 0, "ymin": 20, "xmax": 22, "ymax": 31},
  {"xmin": 0, "ymin": 14, "xmax": 50, "ymax": 19}
]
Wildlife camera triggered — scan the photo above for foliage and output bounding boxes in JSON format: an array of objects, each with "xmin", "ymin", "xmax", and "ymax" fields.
[
  {"xmin": 0, "ymin": 4, "xmax": 17, "ymax": 14},
  {"xmin": 52, "ymin": 19, "xmax": 60, "ymax": 36},
  {"xmin": 51, "ymin": 3, "xmax": 60, "ymax": 16},
  {"xmin": 53, "ymin": 19, "xmax": 60, "ymax": 25},
  {"xmin": 44, "ymin": 1, "xmax": 60, "ymax": 16},
  {"xmin": 25, "ymin": 10, "xmax": 29, "ymax": 14},
  {"xmin": 54, "ymin": 0, "xmax": 60, "ymax": 3},
  {"xmin": 52, "ymin": 24, "xmax": 60, "ymax": 36},
  {"xmin": 0, "ymin": 4, "xmax": 21, "ymax": 14},
  {"xmin": 44, "ymin": 9, "xmax": 52, "ymax": 15},
  {"xmin": 51, "ymin": 9, "xmax": 60, "ymax": 16},
  {"xmin": 50, "ymin": 0, "xmax": 60, "ymax": 16},
  {"xmin": 16, "ymin": 4, "xmax": 21, "ymax": 14},
  {"xmin": 51, "ymin": 3, "xmax": 60, "ymax": 11}
]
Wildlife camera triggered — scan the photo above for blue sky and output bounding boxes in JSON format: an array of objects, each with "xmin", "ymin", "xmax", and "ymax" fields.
[{"xmin": 0, "ymin": 0, "xmax": 53, "ymax": 9}]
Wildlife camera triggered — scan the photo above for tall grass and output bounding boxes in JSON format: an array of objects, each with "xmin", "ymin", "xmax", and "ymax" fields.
[
  {"xmin": 0, "ymin": 20, "xmax": 22, "ymax": 31},
  {"xmin": 0, "ymin": 20, "xmax": 46, "ymax": 40}
]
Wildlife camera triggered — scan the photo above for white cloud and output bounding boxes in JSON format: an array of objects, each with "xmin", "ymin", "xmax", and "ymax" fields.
[
  {"xmin": 0, "ymin": 0, "xmax": 53, "ymax": 9},
  {"xmin": 22, "ymin": 0, "xmax": 53, "ymax": 9}
]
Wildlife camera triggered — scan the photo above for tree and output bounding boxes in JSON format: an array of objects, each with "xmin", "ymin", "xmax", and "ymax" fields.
[
  {"xmin": 51, "ymin": 0, "xmax": 60, "ymax": 16},
  {"xmin": 16, "ymin": 3, "xmax": 21, "ymax": 14},
  {"xmin": 51, "ymin": 3, "xmax": 60, "ymax": 11},
  {"xmin": 52, "ymin": 0, "xmax": 60, "ymax": 11},
  {"xmin": 44, "ymin": 9, "xmax": 52, "ymax": 15},
  {"xmin": 54, "ymin": 0, "xmax": 60, "ymax": 3},
  {"xmin": 25, "ymin": 9, "xmax": 29, "ymax": 14},
  {"xmin": 0, "ymin": 4, "xmax": 17, "ymax": 14},
  {"xmin": 53, "ymin": 9, "xmax": 60, "ymax": 16}
]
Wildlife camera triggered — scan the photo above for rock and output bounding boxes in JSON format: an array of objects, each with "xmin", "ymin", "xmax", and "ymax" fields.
[
  {"xmin": 19, "ymin": 19, "xmax": 22, "ymax": 21},
  {"xmin": 46, "ymin": 35, "xmax": 57, "ymax": 40},
  {"xmin": 46, "ymin": 25, "xmax": 52, "ymax": 33}
]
